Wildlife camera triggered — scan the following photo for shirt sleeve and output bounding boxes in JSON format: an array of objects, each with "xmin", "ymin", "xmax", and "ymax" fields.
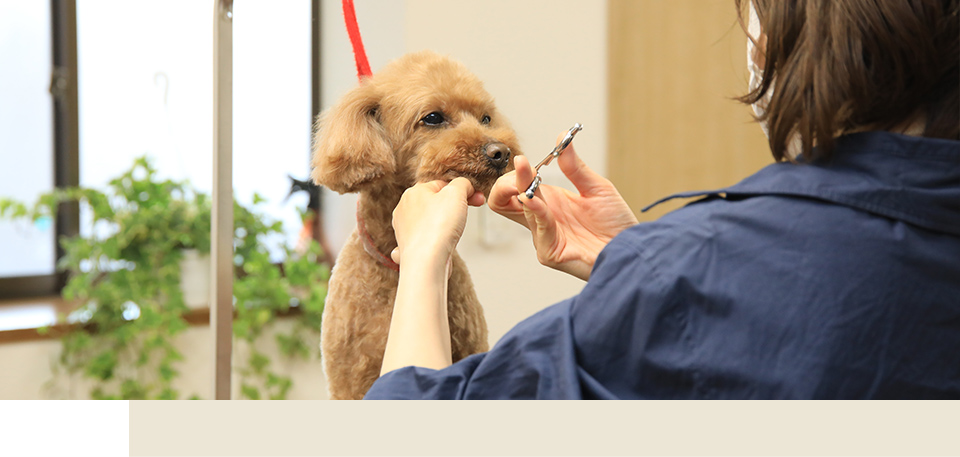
[{"xmin": 363, "ymin": 235, "xmax": 657, "ymax": 400}]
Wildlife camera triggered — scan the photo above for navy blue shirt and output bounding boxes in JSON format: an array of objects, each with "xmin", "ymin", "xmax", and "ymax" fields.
[{"xmin": 365, "ymin": 132, "xmax": 960, "ymax": 399}]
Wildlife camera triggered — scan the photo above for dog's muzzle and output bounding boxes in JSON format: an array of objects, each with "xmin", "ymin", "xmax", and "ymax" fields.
[{"xmin": 483, "ymin": 142, "xmax": 511, "ymax": 171}]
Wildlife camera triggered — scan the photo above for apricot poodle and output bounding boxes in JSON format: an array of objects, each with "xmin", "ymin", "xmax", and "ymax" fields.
[{"xmin": 311, "ymin": 51, "xmax": 522, "ymax": 400}]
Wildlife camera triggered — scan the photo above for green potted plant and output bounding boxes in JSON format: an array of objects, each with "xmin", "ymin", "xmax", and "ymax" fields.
[{"xmin": 0, "ymin": 157, "xmax": 328, "ymax": 399}]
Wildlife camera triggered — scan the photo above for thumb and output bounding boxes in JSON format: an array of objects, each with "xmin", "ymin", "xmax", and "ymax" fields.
[
  {"xmin": 443, "ymin": 177, "xmax": 476, "ymax": 201},
  {"xmin": 556, "ymin": 143, "xmax": 605, "ymax": 196},
  {"xmin": 514, "ymin": 155, "xmax": 538, "ymax": 199},
  {"xmin": 518, "ymin": 190, "xmax": 558, "ymax": 251},
  {"xmin": 489, "ymin": 171, "xmax": 528, "ymax": 226}
]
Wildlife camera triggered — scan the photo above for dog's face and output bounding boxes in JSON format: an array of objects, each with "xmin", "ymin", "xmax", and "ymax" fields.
[{"xmin": 311, "ymin": 51, "xmax": 522, "ymax": 197}]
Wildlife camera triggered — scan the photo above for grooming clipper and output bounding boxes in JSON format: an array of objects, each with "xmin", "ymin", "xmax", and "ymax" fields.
[{"xmin": 524, "ymin": 123, "xmax": 583, "ymax": 199}]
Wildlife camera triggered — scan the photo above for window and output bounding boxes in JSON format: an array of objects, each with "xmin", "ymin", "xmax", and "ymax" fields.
[
  {"xmin": 0, "ymin": 0, "xmax": 78, "ymax": 299},
  {"xmin": 1, "ymin": 0, "xmax": 317, "ymax": 302},
  {"xmin": 76, "ymin": 0, "xmax": 312, "ymax": 261},
  {"xmin": 0, "ymin": 1, "xmax": 55, "ymax": 278}
]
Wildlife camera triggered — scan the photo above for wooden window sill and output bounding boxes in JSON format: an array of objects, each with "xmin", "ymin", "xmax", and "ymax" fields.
[{"xmin": 0, "ymin": 298, "xmax": 302, "ymax": 344}]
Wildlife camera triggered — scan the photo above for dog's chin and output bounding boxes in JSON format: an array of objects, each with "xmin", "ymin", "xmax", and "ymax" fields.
[
  {"xmin": 421, "ymin": 169, "xmax": 504, "ymax": 201},
  {"xmin": 470, "ymin": 176, "xmax": 497, "ymax": 200}
]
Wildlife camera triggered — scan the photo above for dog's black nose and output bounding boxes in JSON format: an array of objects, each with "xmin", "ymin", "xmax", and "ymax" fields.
[{"xmin": 483, "ymin": 142, "xmax": 511, "ymax": 169}]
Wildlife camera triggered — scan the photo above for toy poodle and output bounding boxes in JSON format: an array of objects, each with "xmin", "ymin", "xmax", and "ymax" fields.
[{"xmin": 311, "ymin": 50, "xmax": 522, "ymax": 400}]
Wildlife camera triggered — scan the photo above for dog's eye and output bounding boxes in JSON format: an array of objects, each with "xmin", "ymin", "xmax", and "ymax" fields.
[
  {"xmin": 481, "ymin": 115, "xmax": 491, "ymax": 125},
  {"xmin": 421, "ymin": 112, "xmax": 445, "ymax": 126}
]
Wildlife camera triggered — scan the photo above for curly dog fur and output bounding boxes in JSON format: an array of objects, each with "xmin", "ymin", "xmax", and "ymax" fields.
[{"xmin": 311, "ymin": 51, "xmax": 522, "ymax": 399}]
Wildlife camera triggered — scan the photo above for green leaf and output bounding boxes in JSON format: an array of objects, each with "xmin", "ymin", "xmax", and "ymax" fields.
[
  {"xmin": 157, "ymin": 388, "xmax": 178, "ymax": 400},
  {"xmin": 159, "ymin": 363, "xmax": 177, "ymax": 382},
  {"xmin": 255, "ymin": 308, "xmax": 272, "ymax": 326},
  {"xmin": 167, "ymin": 317, "xmax": 188, "ymax": 335},
  {"xmin": 6, "ymin": 154, "xmax": 335, "ymax": 402},
  {"xmin": 121, "ymin": 379, "xmax": 148, "ymax": 400},
  {"xmin": 233, "ymin": 319, "xmax": 250, "ymax": 339},
  {"xmin": 241, "ymin": 384, "xmax": 261, "ymax": 400},
  {"xmin": 86, "ymin": 351, "xmax": 117, "ymax": 381},
  {"xmin": 249, "ymin": 351, "xmax": 270, "ymax": 374}
]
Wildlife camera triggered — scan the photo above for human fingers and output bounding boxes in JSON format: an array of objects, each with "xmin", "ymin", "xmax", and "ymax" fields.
[
  {"xmin": 440, "ymin": 177, "xmax": 476, "ymax": 202},
  {"xmin": 394, "ymin": 179, "xmax": 459, "ymax": 234},
  {"xmin": 489, "ymin": 171, "xmax": 528, "ymax": 225},
  {"xmin": 513, "ymin": 155, "xmax": 539, "ymax": 201},
  {"xmin": 393, "ymin": 179, "xmax": 470, "ymax": 261},
  {"xmin": 518, "ymin": 189, "xmax": 559, "ymax": 263},
  {"xmin": 489, "ymin": 171, "xmax": 518, "ymax": 208},
  {"xmin": 555, "ymin": 142, "xmax": 607, "ymax": 196},
  {"xmin": 410, "ymin": 179, "xmax": 482, "ymax": 206},
  {"xmin": 416, "ymin": 180, "xmax": 447, "ymax": 193},
  {"xmin": 467, "ymin": 192, "xmax": 485, "ymax": 207}
]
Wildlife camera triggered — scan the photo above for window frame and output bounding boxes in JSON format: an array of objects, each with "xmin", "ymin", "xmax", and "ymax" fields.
[
  {"xmin": 0, "ymin": 0, "xmax": 80, "ymax": 300},
  {"xmin": 1, "ymin": 0, "xmax": 324, "ymax": 302}
]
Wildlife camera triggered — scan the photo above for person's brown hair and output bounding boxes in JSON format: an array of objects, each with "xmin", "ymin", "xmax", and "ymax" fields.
[{"xmin": 736, "ymin": 0, "xmax": 959, "ymax": 162}]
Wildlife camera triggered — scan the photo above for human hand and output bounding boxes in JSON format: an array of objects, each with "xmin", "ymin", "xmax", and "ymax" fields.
[
  {"xmin": 384, "ymin": 178, "xmax": 482, "ymax": 376},
  {"xmin": 488, "ymin": 139, "xmax": 638, "ymax": 281},
  {"xmin": 391, "ymin": 178, "xmax": 486, "ymax": 270}
]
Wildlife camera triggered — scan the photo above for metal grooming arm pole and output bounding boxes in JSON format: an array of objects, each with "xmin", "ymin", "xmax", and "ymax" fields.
[{"xmin": 212, "ymin": 0, "xmax": 233, "ymax": 400}]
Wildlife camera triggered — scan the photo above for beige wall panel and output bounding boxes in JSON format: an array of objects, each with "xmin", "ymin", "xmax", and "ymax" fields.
[{"xmin": 608, "ymin": 0, "xmax": 771, "ymax": 221}]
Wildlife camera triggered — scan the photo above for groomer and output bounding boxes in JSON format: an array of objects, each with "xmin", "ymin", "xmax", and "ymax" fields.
[{"xmin": 366, "ymin": 0, "xmax": 960, "ymax": 399}]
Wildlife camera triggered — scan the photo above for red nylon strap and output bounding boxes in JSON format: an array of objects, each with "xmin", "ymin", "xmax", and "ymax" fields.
[
  {"xmin": 342, "ymin": 0, "xmax": 372, "ymax": 81},
  {"xmin": 356, "ymin": 202, "xmax": 400, "ymax": 272}
]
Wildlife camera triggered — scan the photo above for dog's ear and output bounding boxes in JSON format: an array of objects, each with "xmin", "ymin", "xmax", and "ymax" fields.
[{"xmin": 311, "ymin": 82, "xmax": 394, "ymax": 193}]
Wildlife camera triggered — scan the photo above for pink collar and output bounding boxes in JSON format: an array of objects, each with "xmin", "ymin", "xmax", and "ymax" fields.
[{"xmin": 356, "ymin": 203, "xmax": 400, "ymax": 272}]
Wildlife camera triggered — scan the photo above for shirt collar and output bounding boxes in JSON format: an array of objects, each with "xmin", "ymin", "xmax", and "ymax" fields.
[{"xmin": 642, "ymin": 131, "xmax": 960, "ymax": 236}]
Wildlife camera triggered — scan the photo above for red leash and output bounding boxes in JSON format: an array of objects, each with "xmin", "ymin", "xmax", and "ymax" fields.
[
  {"xmin": 343, "ymin": 1, "xmax": 396, "ymax": 271},
  {"xmin": 342, "ymin": 0, "xmax": 372, "ymax": 81}
]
